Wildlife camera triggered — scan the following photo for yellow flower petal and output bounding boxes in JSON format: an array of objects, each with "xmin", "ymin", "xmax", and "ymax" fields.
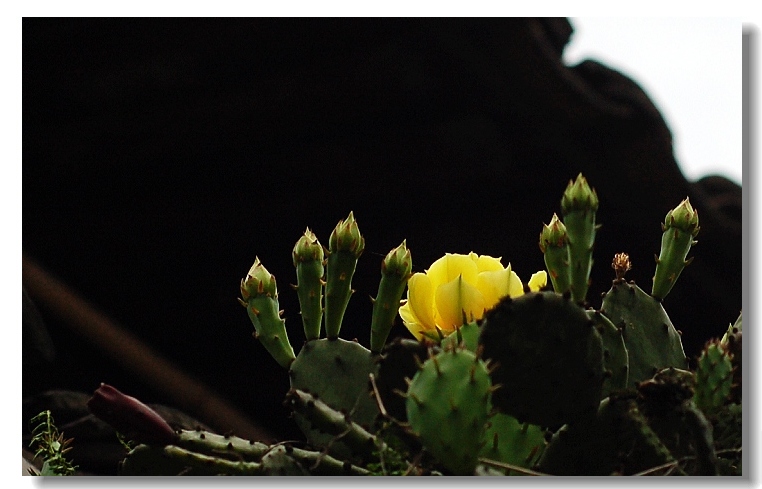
[
  {"xmin": 507, "ymin": 267, "xmax": 524, "ymax": 298},
  {"xmin": 399, "ymin": 301, "xmax": 427, "ymax": 340},
  {"xmin": 427, "ymin": 253, "xmax": 479, "ymax": 290},
  {"xmin": 528, "ymin": 270, "xmax": 548, "ymax": 291},
  {"xmin": 469, "ymin": 252, "xmax": 505, "ymax": 273},
  {"xmin": 435, "ymin": 275, "xmax": 487, "ymax": 331},
  {"xmin": 476, "ymin": 268, "xmax": 514, "ymax": 308},
  {"xmin": 405, "ymin": 272, "xmax": 437, "ymax": 332}
]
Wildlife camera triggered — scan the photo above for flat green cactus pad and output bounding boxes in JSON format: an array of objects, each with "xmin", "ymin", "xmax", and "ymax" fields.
[
  {"xmin": 289, "ymin": 338, "xmax": 379, "ymax": 456},
  {"xmin": 479, "ymin": 291, "xmax": 605, "ymax": 428},
  {"xmin": 600, "ymin": 281, "xmax": 688, "ymax": 385}
]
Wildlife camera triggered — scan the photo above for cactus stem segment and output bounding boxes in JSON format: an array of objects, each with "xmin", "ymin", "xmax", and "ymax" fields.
[
  {"xmin": 559, "ymin": 174, "xmax": 599, "ymax": 304},
  {"xmin": 325, "ymin": 212, "xmax": 365, "ymax": 338},
  {"xmin": 370, "ymin": 240, "xmax": 412, "ymax": 353},
  {"xmin": 652, "ymin": 198, "xmax": 699, "ymax": 301}
]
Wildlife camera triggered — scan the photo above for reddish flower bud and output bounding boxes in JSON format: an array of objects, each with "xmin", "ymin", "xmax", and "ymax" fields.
[{"xmin": 87, "ymin": 383, "xmax": 177, "ymax": 446}]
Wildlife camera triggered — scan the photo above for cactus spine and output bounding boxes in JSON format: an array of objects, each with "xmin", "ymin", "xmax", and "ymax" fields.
[
  {"xmin": 239, "ymin": 258, "xmax": 295, "ymax": 368},
  {"xmin": 370, "ymin": 240, "xmax": 412, "ymax": 353},
  {"xmin": 325, "ymin": 211, "xmax": 365, "ymax": 338},
  {"xmin": 292, "ymin": 228, "xmax": 325, "ymax": 341},
  {"xmin": 652, "ymin": 198, "xmax": 699, "ymax": 301},
  {"xmin": 539, "ymin": 213, "xmax": 572, "ymax": 295},
  {"xmin": 560, "ymin": 173, "xmax": 599, "ymax": 304}
]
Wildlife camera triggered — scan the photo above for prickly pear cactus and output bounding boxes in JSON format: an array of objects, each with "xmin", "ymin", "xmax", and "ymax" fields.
[
  {"xmin": 292, "ymin": 228, "xmax": 325, "ymax": 341},
  {"xmin": 120, "ymin": 444, "xmax": 263, "ymax": 476},
  {"xmin": 559, "ymin": 173, "xmax": 599, "ymax": 304},
  {"xmin": 370, "ymin": 241, "xmax": 412, "ymax": 353},
  {"xmin": 652, "ymin": 198, "xmax": 699, "ymax": 301},
  {"xmin": 439, "ymin": 320, "xmax": 480, "ymax": 353},
  {"xmin": 587, "ymin": 309, "xmax": 629, "ymax": 398},
  {"xmin": 478, "ymin": 412, "xmax": 546, "ymax": 475},
  {"xmin": 239, "ymin": 258, "xmax": 295, "ymax": 368},
  {"xmin": 288, "ymin": 338, "xmax": 379, "ymax": 457},
  {"xmin": 241, "ymin": 213, "xmax": 396, "ymax": 458},
  {"xmin": 479, "ymin": 291, "xmax": 605, "ymax": 428},
  {"xmin": 374, "ymin": 338, "xmax": 434, "ymax": 422},
  {"xmin": 538, "ymin": 213, "xmax": 572, "ymax": 296},
  {"xmin": 260, "ymin": 445, "xmax": 310, "ymax": 476},
  {"xmin": 720, "ymin": 312, "xmax": 742, "ymax": 403},
  {"xmin": 325, "ymin": 211, "xmax": 365, "ymax": 339},
  {"xmin": 600, "ymin": 280, "xmax": 688, "ymax": 385},
  {"xmin": 404, "ymin": 346, "xmax": 493, "ymax": 475},
  {"xmin": 119, "ymin": 429, "xmax": 370, "ymax": 476},
  {"xmin": 538, "ymin": 390, "xmax": 692, "ymax": 476},
  {"xmin": 284, "ymin": 388, "xmax": 380, "ymax": 461},
  {"xmin": 693, "ymin": 340, "xmax": 734, "ymax": 414}
]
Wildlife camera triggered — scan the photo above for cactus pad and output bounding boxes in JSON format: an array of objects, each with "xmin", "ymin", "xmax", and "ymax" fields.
[
  {"xmin": 405, "ymin": 346, "xmax": 492, "ymax": 475},
  {"xmin": 693, "ymin": 340, "xmax": 734, "ymax": 413},
  {"xmin": 374, "ymin": 337, "xmax": 433, "ymax": 422},
  {"xmin": 587, "ymin": 309, "xmax": 629, "ymax": 398},
  {"xmin": 439, "ymin": 320, "xmax": 481, "ymax": 353},
  {"xmin": 479, "ymin": 291, "xmax": 605, "ymax": 428},
  {"xmin": 289, "ymin": 338, "xmax": 379, "ymax": 455},
  {"xmin": 600, "ymin": 281, "xmax": 688, "ymax": 385},
  {"xmin": 478, "ymin": 412, "xmax": 546, "ymax": 474},
  {"xmin": 539, "ymin": 395, "xmax": 679, "ymax": 476},
  {"xmin": 721, "ymin": 313, "xmax": 742, "ymax": 403},
  {"xmin": 260, "ymin": 445, "xmax": 310, "ymax": 475}
]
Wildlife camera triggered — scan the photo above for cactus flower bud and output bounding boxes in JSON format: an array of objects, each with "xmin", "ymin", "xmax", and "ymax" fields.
[
  {"xmin": 381, "ymin": 239, "xmax": 412, "ymax": 278},
  {"xmin": 292, "ymin": 228, "xmax": 324, "ymax": 266},
  {"xmin": 87, "ymin": 383, "xmax": 177, "ymax": 446},
  {"xmin": 370, "ymin": 240, "xmax": 413, "ymax": 352},
  {"xmin": 664, "ymin": 197, "xmax": 700, "ymax": 237},
  {"xmin": 539, "ymin": 213, "xmax": 572, "ymax": 296},
  {"xmin": 240, "ymin": 257, "xmax": 277, "ymax": 301},
  {"xmin": 539, "ymin": 213, "xmax": 568, "ymax": 253},
  {"xmin": 561, "ymin": 173, "xmax": 599, "ymax": 214},
  {"xmin": 329, "ymin": 211, "xmax": 365, "ymax": 257}
]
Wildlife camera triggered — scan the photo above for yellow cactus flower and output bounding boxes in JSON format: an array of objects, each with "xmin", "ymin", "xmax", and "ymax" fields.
[{"xmin": 399, "ymin": 252, "xmax": 547, "ymax": 341}]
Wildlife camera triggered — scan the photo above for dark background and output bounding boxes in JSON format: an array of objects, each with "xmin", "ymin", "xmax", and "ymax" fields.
[{"xmin": 23, "ymin": 18, "xmax": 742, "ymax": 442}]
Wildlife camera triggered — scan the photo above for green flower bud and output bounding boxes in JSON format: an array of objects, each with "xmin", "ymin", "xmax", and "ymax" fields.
[
  {"xmin": 561, "ymin": 173, "xmax": 599, "ymax": 214},
  {"xmin": 292, "ymin": 227, "xmax": 324, "ymax": 266},
  {"xmin": 664, "ymin": 197, "xmax": 700, "ymax": 237},
  {"xmin": 240, "ymin": 257, "xmax": 277, "ymax": 301},
  {"xmin": 539, "ymin": 213, "xmax": 572, "ymax": 296},
  {"xmin": 382, "ymin": 239, "xmax": 412, "ymax": 278},
  {"xmin": 538, "ymin": 213, "xmax": 568, "ymax": 253},
  {"xmin": 329, "ymin": 211, "xmax": 365, "ymax": 257}
]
